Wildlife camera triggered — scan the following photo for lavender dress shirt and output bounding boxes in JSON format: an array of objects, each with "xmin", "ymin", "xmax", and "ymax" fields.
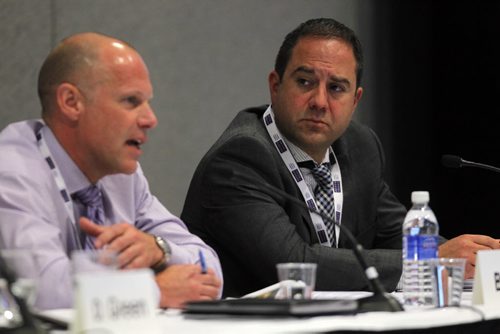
[{"xmin": 0, "ymin": 120, "xmax": 222, "ymax": 309}]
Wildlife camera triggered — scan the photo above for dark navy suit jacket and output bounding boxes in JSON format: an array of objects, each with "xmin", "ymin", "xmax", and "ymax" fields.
[{"xmin": 182, "ymin": 106, "xmax": 406, "ymax": 298}]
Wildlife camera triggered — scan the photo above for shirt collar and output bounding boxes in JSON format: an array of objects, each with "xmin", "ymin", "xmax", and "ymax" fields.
[
  {"xmin": 283, "ymin": 137, "xmax": 334, "ymax": 166},
  {"xmin": 40, "ymin": 125, "xmax": 91, "ymax": 194}
]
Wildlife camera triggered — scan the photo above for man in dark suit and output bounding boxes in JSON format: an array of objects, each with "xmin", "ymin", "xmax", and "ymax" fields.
[{"xmin": 181, "ymin": 18, "xmax": 500, "ymax": 298}]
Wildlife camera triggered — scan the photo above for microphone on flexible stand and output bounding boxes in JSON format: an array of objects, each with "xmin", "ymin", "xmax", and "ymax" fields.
[
  {"xmin": 228, "ymin": 168, "xmax": 403, "ymax": 313},
  {"xmin": 0, "ymin": 252, "xmax": 47, "ymax": 333},
  {"xmin": 441, "ymin": 154, "xmax": 500, "ymax": 173}
]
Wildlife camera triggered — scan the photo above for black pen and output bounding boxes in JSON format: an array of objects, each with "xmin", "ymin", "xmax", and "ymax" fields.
[{"xmin": 198, "ymin": 249, "xmax": 207, "ymax": 274}]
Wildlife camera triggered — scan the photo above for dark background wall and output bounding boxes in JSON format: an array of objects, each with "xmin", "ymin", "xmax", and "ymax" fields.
[{"xmin": 374, "ymin": 1, "xmax": 500, "ymax": 239}]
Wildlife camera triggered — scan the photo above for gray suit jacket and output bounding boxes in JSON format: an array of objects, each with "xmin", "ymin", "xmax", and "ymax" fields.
[{"xmin": 182, "ymin": 106, "xmax": 407, "ymax": 297}]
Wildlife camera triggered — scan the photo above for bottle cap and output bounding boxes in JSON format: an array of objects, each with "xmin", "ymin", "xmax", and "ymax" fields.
[{"xmin": 411, "ymin": 191, "xmax": 429, "ymax": 204}]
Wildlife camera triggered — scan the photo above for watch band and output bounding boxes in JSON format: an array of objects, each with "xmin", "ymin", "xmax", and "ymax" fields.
[{"xmin": 152, "ymin": 235, "xmax": 171, "ymax": 274}]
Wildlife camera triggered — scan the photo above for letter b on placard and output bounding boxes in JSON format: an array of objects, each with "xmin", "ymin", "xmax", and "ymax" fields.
[{"xmin": 472, "ymin": 250, "xmax": 500, "ymax": 307}]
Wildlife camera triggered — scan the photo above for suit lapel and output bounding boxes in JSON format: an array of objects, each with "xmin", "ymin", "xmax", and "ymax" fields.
[{"xmin": 332, "ymin": 137, "xmax": 356, "ymax": 248}]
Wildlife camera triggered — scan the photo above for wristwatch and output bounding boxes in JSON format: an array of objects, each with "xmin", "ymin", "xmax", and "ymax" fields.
[{"xmin": 152, "ymin": 235, "xmax": 171, "ymax": 273}]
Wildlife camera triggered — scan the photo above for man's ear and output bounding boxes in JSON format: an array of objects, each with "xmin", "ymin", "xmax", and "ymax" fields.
[
  {"xmin": 268, "ymin": 70, "xmax": 281, "ymax": 100},
  {"xmin": 55, "ymin": 83, "xmax": 85, "ymax": 122},
  {"xmin": 353, "ymin": 87, "xmax": 363, "ymax": 109}
]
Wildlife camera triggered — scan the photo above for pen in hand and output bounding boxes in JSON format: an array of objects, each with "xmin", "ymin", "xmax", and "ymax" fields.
[{"xmin": 198, "ymin": 249, "xmax": 207, "ymax": 274}]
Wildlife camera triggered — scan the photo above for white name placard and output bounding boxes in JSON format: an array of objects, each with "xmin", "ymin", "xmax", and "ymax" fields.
[
  {"xmin": 72, "ymin": 269, "xmax": 161, "ymax": 334},
  {"xmin": 472, "ymin": 249, "xmax": 500, "ymax": 306}
]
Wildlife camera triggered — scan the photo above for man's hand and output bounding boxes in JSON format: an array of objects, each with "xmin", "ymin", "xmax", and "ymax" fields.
[
  {"xmin": 155, "ymin": 264, "xmax": 222, "ymax": 308},
  {"xmin": 439, "ymin": 234, "xmax": 500, "ymax": 279},
  {"xmin": 79, "ymin": 217, "xmax": 163, "ymax": 269}
]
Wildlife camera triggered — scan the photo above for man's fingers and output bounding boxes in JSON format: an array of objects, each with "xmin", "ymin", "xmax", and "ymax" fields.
[
  {"xmin": 195, "ymin": 271, "xmax": 222, "ymax": 288},
  {"xmin": 200, "ymin": 274, "xmax": 222, "ymax": 299},
  {"xmin": 119, "ymin": 243, "xmax": 150, "ymax": 269},
  {"xmin": 465, "ymin": 234, "xmax": 500, "ymax": 249},
  {"xmin": 79, "ymin": 217, "xmax": 104, "ymax": 237},
  {"xmin": 92, "ymin": 223, "xmax": 129, "ymax": 249},
  {"xmin": 200, "ymin": 285, "xmax": 220, "ymax": 299},
  {"xmin": 464, "ymin": 263, "xmax": 475, "ymax": 279}
]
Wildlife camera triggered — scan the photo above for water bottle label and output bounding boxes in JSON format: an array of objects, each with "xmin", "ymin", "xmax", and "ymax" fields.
[{"xmin": 404, "ymin": 235, "xmax": 438, "ymax": 260}]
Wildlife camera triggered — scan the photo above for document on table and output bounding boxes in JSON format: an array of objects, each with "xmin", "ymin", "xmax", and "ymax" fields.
[
  {"xmin": 242, "ymin": 282, "xmax": 373, "ymax": 301},
  {"xmin": 312, "ymin": 291, "xmax": 373, "ymax": 300}
]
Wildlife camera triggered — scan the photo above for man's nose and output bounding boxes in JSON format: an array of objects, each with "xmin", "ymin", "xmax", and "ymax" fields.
[
  {"xmin": 308, "ymin": 85, "xmax": 328, "ymax": 112},
  {"xmin": 138, "ymin": 103, "xmax": 157, "ymax": 129}
]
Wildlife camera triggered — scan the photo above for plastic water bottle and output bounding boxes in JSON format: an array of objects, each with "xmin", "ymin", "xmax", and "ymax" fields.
[{"xmin": 402, "ymin": 191, "xmax": 439, "ymax": 306}]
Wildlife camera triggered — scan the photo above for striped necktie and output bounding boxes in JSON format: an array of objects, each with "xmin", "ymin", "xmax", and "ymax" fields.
[{"xmin": 73, "ymin": 185, "xmax": 105, "ymax": 249}]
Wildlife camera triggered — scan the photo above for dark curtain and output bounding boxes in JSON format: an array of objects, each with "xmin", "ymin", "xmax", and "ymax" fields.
[{"xmin": 373, "ymin": 0, "xmax": 500, "ymax": 238}]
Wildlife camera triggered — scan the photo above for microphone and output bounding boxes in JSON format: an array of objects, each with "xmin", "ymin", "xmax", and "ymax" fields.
[
  {"xmin": 228, "ymin": 168, "xmax": 403, "ymax": 313},
  {"xmin": 0, "ymin": 253, "xmax": 47, "ymax": 333},
  {"xmin": 441, "ymin": 154, "xmax": 500, "ymax": 173}
]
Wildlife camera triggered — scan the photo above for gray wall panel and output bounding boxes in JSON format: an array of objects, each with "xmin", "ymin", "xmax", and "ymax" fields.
[
  {"xmin": 0, "ymin": 1, "xmax": 51, "ymax": 126},
  {"xmin": 1, "ymin": 0, "xmax": 364, "ymax": 215}
]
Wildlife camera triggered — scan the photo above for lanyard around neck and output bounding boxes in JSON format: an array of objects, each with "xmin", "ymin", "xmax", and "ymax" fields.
[
  {"xmin": 36, "ymin": 129, "xmax": 77, "ymax": 226},
  {"xmin": 262, "ymin": 106, "xmax": 343, "ymax": 247}
]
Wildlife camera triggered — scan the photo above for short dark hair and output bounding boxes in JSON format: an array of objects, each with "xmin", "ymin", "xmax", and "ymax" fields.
[
  {"xmin": 274, "ymin": 18, "xmax": 363, "ymax": 88},
  {"xmin": 37, "ymin": 40, "xmax": 98, "ymax": 115},
  {"xmin": 37, "ymin": 32, "xmax": 136, "ymax": 116}
]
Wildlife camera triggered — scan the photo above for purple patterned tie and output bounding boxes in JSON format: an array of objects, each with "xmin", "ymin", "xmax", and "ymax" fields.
[
  {"xmin": 311, "ymin": 163, "xmax": 336, "ymax": 247},
  {"xmin": 73, "ymin": 185, "xmax": 105, "ymax": 249}
]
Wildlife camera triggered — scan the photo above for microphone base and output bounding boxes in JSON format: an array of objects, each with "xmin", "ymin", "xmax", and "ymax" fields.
[{"xmin": 357, "ymin": 293, "xmax": 404, "ymax": 313}]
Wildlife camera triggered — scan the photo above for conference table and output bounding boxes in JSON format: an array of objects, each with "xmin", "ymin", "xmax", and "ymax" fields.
[{"xmin": 41, "ymin": 291, "xmax": 500, "ymax": 333}]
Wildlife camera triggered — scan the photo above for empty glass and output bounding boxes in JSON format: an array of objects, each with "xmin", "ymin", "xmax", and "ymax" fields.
[
  {"xmin": 276, "ymin": 263, "xmax": 317, "ymax": 299},
  {"xmin": 431, "ymin": 257, "xmax": 466, "ymax": 307}
]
